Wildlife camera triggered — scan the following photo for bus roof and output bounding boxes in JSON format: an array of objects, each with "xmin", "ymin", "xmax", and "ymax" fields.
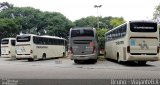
[
  {"xmin": 16, "ymin": 34, "xmax": 37, "ymax": 37},
  {"xmin": 70, "ymin": 27, "xmax": 95, "ymax": 30},
  {"xmin": 129, "ymin": 20, "xmax": 157, "ymax": 23},
  {"xmin": 40, "ymin": 35, "xmax": 66, "ymax": 40},
  {"xmin": 16, "ymin": 34, "xmax": 66, "ymax": 40},
  {"xmin": 105, "ymin": 20, "xmax": 158, "ymax": 35},
  {"xmin": 1, "ymin": 38, "xmax": 16, "ymax": 40}
]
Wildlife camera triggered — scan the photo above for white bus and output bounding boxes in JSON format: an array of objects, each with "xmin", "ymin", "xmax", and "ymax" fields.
[
  {"xmin": 16, "ymin": 34, "xmax": 67, "ymax": 61},
  {"xmin": 104, "ymin": 20, "xmax": 159, "ymax": 65},
  {"xmin": 1, "ymin": 38, "xmax": 16, "ymax": 58},
  {"xmin": 69, "ymin": 27, "xmax": 99, "ymax": 64}
]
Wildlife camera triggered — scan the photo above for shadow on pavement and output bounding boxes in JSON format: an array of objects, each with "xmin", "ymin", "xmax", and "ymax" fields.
[
  {"xmin": 2, "ymin": 57, "xmax": 17, "ymax": 61},
  {"xmin": 106, "ymin": 58, "xmax": 155, "ymax": 67}
]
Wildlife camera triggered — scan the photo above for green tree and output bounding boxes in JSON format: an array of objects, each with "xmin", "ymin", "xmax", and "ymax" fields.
[
  {"xmin": 74, "ymin": 16, "xmax": 125, "ymax": 29},
  {"xmin": 0, "ymin": 7, "xmax": 42, "ymax": 34},
  {"xmin": 0, "ymin": 18, "xmax": 20, "ymax": 38},
  {"xmin": 96, "ymin": 28, "xmax": 108, "ymax": 49},
  {"xmin": 109, "ymin": 17, "xmax": 125, "ymax": 28},
  {"xmin": 0, "ymin": 2, "xmax": 13, "ymax": 10},
  {"xmin": 0, "ymin": 4, "xmax": 74, "ymax": 39},
  {"xmin": 153, "ymin": 3, "xmax": 160, "ymax": 23},
  {"xmin": 38, "ymin": 12, "xmax": 74, "ymax": 38},
  {"xmin": 74, "ymin": 16, "xmax": 97, "ymax": 27}
]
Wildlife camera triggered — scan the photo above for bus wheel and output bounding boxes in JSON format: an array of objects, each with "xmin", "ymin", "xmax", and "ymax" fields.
[
  {"xmin": 16, "ymin": 58, "xmax": 21, "ymax": 60},
  {"xmin": 42, "ymin": 53, "xmax": 46, "ymax": 60},
  {"xmin": 117, "ymin": 53, "xmax": 121, "ymax": 63},
  {"xmin": 138, "ymin": 61, "xmax": 147, "ymax": 65},
  {"xmin": 104, "ymin": 52, "xmax": 106, "ymax": 58},
  {"xmin": 28, "ymin": 58, "xmax": 34, "ymax": 61},
  {"xmin": 91, "ymin": 59, "xmax": 97, "ymax": 64},
  {"xmin": 62, "ymin": 52, "xmax": 65, "ymax": 57},
  {"xmin": 74, "ymin": 60, "xmax": 80, "ymax": 64}
]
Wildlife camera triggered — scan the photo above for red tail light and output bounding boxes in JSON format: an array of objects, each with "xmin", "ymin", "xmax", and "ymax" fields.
[
  {"xmin": 157, "ymin": 46, "xmax": 159, "ymax": 53},
  {"xmin": 127, "ymin": 46, "xmax": 130, "ymax": 53},
  {"xmin": 92, "ymin": 46, "xmax": 96, "ymax": 53},
  {"xmin": 90, "ymin": 42, "xmax": 95, "ymax": 47},
  {"xmin": 69, "ymin": 47, "xmax": 73, "ymax": 54},
  {"xmin": 30, "ymin": 50, "xmax": 33, "ymax": 53}
]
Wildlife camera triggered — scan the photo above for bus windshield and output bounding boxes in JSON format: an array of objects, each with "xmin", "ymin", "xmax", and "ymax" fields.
[
  {"xmin": 71, "ymin": 29, "xmax": 94, "ymax": 37},
  {"xmin": 17, "ymin": 36, "xmax": 31, "ymax": 42},
  {"xmin": 1, "ymin": 39, "xmax": 9, "ymax": 44},
  {"xmin": 130, "ymin": 22, "xmax": 157, "ymax": 32}
]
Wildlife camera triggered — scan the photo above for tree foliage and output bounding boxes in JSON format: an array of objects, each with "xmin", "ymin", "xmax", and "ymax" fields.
[
  {"xmin": 0, "ymin": 18, "xmax": 20, "ymax": 38},
  {"xmin": 40, "ymin": 12, "xmax": 74, "ymax": 38},
  {"xmin": 0, "ymin": 2, "xmax": 74, "ymax": 39},
  {"xmin": 109, "ymin": 17, "xmax": 125, "ymax": 28},
  {"xmin": 96, "ymin": 28, "xmax": 108, "ymax": 49},
  {"xmin": 153, "ymin": 3, "xmax": 160, "ymax": 23},
  {"xmin": 74, "ymin": 16, "xmax": 97, "ymax": 27},
  {"xmin": 74, "ymin": 16, "xmax": 125, "ymax": 29},
  {"xmin": 0, "ymin": 2, "xmax": 13, "ymax": 11}
]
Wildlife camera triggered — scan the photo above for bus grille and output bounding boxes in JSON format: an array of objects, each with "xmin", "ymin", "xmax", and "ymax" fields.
[
  {"xmin": 17, "ymin": 54, "xmax": 30, "ymax": 55},
  {"xmin": 73, "ymin": 40, "xmax": 92, "ymax": 44},
  {"xmin": 130, "ymin": 53, "xmax": 157, "ymax": 55}
]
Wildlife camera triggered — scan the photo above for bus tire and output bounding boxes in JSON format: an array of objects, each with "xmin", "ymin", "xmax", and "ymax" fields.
[
  {"xmin": 62, "ymin": 52, "xmax": 65, "ymax": 57},
  {"xmin": 104, "ymin": 52, "xmax": 106, "ymax": 58},
  {"xmin": 42, "ymin": 53, "xmax": 46, "ymax": 60},
  {"xmin": 28, "ymin": 58, "xmax": 34, "ymax": 61},
  {"xmin": 138, "ymin": 61, "xmax": 147, "ymax": 65},
  {"xmin": 16, "ymin": 58, "xmax": 21, "ymax": 60},
  {"xmin": 91, "ymin": 59, "xmax": 97, "ymax": 64},
  {"xmin": 74, "ymin": 60, "xmax": 80, "ymax": 64},
  {"xmin": 117, "ymin": 53, "xmax": 120, "ymax": 63}
]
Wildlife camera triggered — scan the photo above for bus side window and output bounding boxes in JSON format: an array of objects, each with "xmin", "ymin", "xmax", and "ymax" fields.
[
  {"xmin": 42, "ymin": 38, "xmax": 45, "ymax": 45},
  {"xmin": 48, "ymin": 38, "xmax": 51, "ymax": 45},
  {"xmin": 122, "ymin": 24, "xmax": 127, "ymax": 37},
  {"xmin": 11, "ymin": 40, "xmax": 16, "ymax": 46},
  {"xmin": 120, "ymin": 27, "xmax": 123, "ymax": 37},
  {"xmin": 60, "ymin": 40, "xmax": 62, "ymax": 45},
  {"xmin": 51, "ymin": 38, "xmax": 54, "ymax": 45}
]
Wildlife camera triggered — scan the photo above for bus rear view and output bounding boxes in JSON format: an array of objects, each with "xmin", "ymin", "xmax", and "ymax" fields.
[
  {"xmin": 69, "ymin": 27, "xmax": 98, "ymax": 64},
  {"xmin": 128, "ymin": 21, "xmax": 159, "ymax": 64},
  {"xmin": 105, "ymin": 20, "xmax": 159, "ymax": 65},
  {"xmin": 16, "ymin": 34, "xmax": 33, "ymax": 60},
  {"xmin": 1, "ymin": 38, "xmax": 16, "ymax": 59}
]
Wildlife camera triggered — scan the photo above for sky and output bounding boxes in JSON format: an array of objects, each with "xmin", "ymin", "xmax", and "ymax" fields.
[{"xmin": 1, "ymin": 0, "xmax": 160, "ymax": 21}]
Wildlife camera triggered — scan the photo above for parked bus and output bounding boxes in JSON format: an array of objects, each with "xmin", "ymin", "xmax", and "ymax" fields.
[
  {"xmin": 16, "ymin": 34, "xmax": 66, "ymax": 61},
  {"xmin": 69, "ymin": 27, "xmax": 99, "ymax": 64},
  {"xmin": 104, "ymin": 20, "xmax": 159, "ymax": 65},
  {"xmin": 1, "ymin": 38, "xmax": 16, "ymax": 59}
]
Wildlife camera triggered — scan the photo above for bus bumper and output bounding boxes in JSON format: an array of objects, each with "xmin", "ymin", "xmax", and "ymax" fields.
[
  {"xmin": 1, "ymin": 54, "xmax": 11, "ymax": 58},
  {"xmin": 127, "ymin": 54, "xmax": 159, "ymax": 61},
  {"xmin": 1, "ymin": 54, "xmax": 16, "ymax": 58},
  {"xmin": 70, "ymin": 54, "xmax": 97, "ymax": 60},
  {"xmin": 16, "ymin": 55, "xmax": 34, "ymax": 59}
]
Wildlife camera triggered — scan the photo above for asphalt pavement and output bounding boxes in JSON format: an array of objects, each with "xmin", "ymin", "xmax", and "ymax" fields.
[{"xmin": 0, "ymin": 57, "xmax": 160, "ymax": 79}]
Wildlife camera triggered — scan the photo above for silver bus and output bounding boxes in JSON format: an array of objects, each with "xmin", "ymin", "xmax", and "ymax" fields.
[{"xmin": 69, "ymin": 27, "xmax": 99, "ymax": 64}]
